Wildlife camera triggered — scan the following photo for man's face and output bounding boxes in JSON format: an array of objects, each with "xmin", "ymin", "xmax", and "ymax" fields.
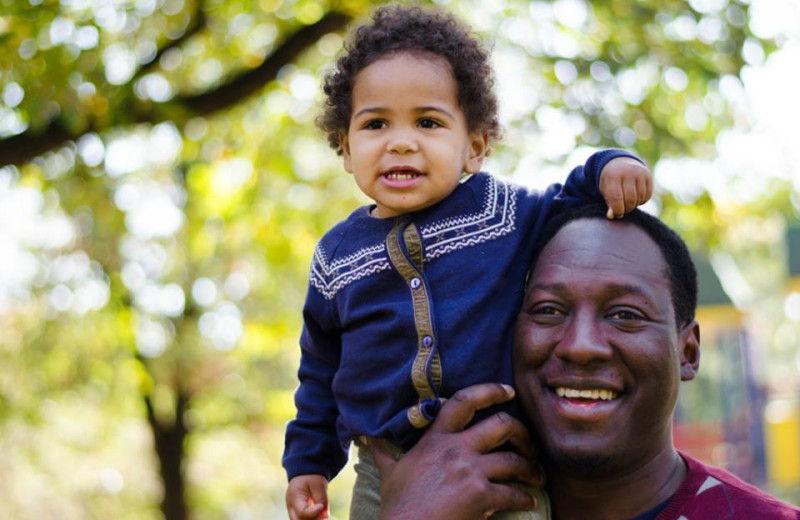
[{"xmin": 513, "ymin": 219, "xmax": 699, "ymax": 476}]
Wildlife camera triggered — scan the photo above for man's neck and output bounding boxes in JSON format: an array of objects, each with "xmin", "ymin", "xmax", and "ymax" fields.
[{"xmin": 544, "ymin": 448, "xmax": 687, "ymax": 520}]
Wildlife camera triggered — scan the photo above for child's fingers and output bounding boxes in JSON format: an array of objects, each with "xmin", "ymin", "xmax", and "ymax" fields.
[
  {"xmin": 604, "ymin": 184, "xmax": 625, "ymax": 219},
  {"xmin": 287, "ymin": 487, "xmax": 307, "ymax": 519},
  {"xmin": 304, "ymin": 507, "xmax": 325, "ymax": 520},
  {"xmin": 288, "ymin": 500, "xmax": 324, "ymax": 520},
  {"xmin": 307, "ymin": 478, "xmax": 328, "ymax": 505},
  {"xmin": 621, "ymin": 177, "xmax": 640, "ymax": 214},
  {"xmin": 305, "ymin": 498, "xmax": 328, "ymax": 520},
  {"xmin": 637, "ymin": 174, "xmax": 653, "ymax": 204}
]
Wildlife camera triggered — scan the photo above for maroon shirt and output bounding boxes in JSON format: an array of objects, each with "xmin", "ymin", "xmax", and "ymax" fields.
[{"xmin": 656, "ymin": 452, "xmax": 800, "ymax": 520}]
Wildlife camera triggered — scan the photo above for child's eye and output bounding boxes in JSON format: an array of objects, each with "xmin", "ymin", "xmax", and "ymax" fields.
[
  {"xmin": 364, "ymin": 120, "xmax": 386, "ymax": 130},
  {"xmin": 418, "ymin": 118, "xmax": 441, "ymax": 129}
]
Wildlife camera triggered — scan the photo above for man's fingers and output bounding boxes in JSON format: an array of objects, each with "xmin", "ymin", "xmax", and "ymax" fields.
[
  {"xmin": 486, "ymin": 482, "xmax": 538, "ymax": 515},
  {"xmin": 479, "ymin": 450, "xmax": 544, "ymax": 487},
  {"xmin": 462, "ymin": 410, "xmax": 533, "ymax": 458},
  {"xmin": 367, "ymin": 440, "xmax": 398, "ymax": 477},
  {"xmin": 429, "ymin": 383, "xmax": 516, "ymax": 434}
]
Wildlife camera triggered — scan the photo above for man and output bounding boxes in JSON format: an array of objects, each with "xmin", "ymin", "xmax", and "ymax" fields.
[{"xmin": 369, "ymin": 204, "xmax": 800, "ymax": 520}]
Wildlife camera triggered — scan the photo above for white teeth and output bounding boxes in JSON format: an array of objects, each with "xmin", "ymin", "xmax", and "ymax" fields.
[
  {"xmin": 555, "ymin": 387, "xmax": 618, "ymax": 401},
  {"xmin": 385, "ymin": 172, "xmax": 418, "ymax": 180}
]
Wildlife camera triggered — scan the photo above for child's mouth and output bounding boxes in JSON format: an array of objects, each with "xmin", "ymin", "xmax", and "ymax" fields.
[{"xmin": 384, "ymin": 170, "xmax": 421, "ymax": 180}]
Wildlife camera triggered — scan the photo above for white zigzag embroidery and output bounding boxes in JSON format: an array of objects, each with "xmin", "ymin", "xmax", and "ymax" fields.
[
  {"xmin": 309, "ymin": 243, "xmax": 391, "ymax": 300},
  {"xmin": 310, "ymin": 176, "xmax": 517, "ymax": 299},
  {"xmin": 421, "ymin": 176, "xmax": 516, "ymax": 259}
]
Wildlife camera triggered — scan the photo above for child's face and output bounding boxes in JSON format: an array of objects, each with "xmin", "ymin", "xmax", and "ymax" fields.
[{"xmin": 341, "ymin": 53, "xmax": 488, "ymax": 218}]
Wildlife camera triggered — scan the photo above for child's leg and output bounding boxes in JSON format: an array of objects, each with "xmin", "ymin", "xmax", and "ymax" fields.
[{"xmin": 349, "ymin": 443, "xmax": 382, "ymax": 520}]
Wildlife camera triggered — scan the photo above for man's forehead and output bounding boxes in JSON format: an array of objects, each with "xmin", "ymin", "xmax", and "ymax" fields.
[{"xmin": 530, "ymin": 219, "xmax": 669, "ymax": 288}]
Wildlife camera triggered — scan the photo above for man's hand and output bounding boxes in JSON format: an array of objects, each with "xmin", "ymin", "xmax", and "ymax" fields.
[
  {"xmin": 286, "ymin": 474, "xmax": 329, "ymax": 520},
  {"xmin": 599, "ymin": 157, "xmax": 653, "ymax": 219},
  {"xmin": 370, "ymin": 384, "xmax": 543, "ymax": 520}
]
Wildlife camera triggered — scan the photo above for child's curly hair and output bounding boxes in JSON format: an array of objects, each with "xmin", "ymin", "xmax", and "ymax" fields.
[{"xmin": 318, "ymin": 5, "xmax": 502, "ymax": 155}]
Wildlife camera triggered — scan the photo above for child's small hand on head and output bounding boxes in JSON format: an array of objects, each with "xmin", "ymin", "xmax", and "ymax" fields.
[
  {"xmin": 599, "ymin": 156, "xmax": 653, "ymax": 219},
  {"xmin": 286, "ymin": 474, "xmax": 329, "ymax": 520}
]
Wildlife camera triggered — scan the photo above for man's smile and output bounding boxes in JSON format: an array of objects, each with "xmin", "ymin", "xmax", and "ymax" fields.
[{"xmin": 554, "ymin": 387, "xmax": 618, "ymax": 401}]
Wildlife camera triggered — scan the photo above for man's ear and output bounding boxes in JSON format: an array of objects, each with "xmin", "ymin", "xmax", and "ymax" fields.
[
  {"xmin": 679, "ymin": 320, "xmax": 700, "ymax": 381},
  {"xmin": 464, "ymin": 131, "xmax": 489, "ymax": 174},
  {"xmin": 341, "ymin": 132, "xmax": 353, "ymax": 174}
]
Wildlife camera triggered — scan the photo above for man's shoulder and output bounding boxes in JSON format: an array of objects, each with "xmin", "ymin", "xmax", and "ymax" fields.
[{"xmin": 671, "ymin": 452, "xmax": 800, "ymax": 519}]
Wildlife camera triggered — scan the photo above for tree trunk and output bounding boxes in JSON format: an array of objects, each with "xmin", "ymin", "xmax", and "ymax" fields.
[{"xmin": 145, "ymin": 390, "xmax": 190, "ymax": 520}]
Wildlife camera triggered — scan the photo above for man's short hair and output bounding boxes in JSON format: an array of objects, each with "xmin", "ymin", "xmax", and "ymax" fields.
[{"xmin": 533, "ymin": 203, "xmax": 698, "ymax": 327}]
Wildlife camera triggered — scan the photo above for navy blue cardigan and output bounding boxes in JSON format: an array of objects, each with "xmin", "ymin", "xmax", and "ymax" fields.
[{"xmin": 283, "ymin": 150, "xmax": 638, "ymax": 481}]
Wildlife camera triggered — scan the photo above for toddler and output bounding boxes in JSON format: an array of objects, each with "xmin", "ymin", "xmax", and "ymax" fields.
[{"xmin": 283, "ymin": 5, "xmax": 652, "ymax": 520}]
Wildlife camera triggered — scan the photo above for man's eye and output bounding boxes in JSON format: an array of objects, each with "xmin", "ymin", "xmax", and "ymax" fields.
[
  {"xmin": 533, "ymin": 305, "xmax": 563, "ymax": 316},
  {"xmin": 609, "ymin": 310, "xmax": 643, "ymax": 321},
  {"xmin": 418, "ymin": 118, "xmax": 441, "ymax": 129},
  {"xmin": 364, "ymin": 120, "xmax": 386, "ymax": 130}
]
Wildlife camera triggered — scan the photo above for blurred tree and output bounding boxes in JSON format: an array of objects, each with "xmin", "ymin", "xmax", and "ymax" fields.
[
  {"xmin": 0, "ymin": 0, "xmax": 350, "ymax": 166},
  {"xmin": 0, "ymin": 0, "xmax": 786, "ymax": 519}
]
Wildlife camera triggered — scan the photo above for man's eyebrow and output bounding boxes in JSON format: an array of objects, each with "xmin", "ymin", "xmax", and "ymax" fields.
[
  {"xmin": 528, "ymin": 282, "xmax": 568, "ymax": 293},
  {"xmin": 530, "ymin": 281, "xmax": 656, "ymax": 300}
]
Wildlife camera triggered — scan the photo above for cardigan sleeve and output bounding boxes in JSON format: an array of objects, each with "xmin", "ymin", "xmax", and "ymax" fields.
[
  {"xmin": 282, "ymin": 264, "xmax": 348, "ymax": 482},
  {"xmin": 557, "ymin": 148, "xmax": 643, "ymax": 205},
  {"xmin": 517, "ymin": 148, "xmax": 644, "ymax": 244}
]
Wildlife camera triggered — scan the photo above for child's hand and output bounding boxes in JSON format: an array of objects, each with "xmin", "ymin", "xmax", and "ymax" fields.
[
  {"xmin": 599, "ymin": 156, "xmax": 653, "ymax": 219},
  {"xmin": 286, "ymin": 474, "xmax": 329, "ymax": 520}
]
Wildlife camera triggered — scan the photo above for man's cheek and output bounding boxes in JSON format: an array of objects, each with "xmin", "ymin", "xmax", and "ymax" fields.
[{"xmin": 513, "ymin": 325, "xmax": 551, "ymax": 366}]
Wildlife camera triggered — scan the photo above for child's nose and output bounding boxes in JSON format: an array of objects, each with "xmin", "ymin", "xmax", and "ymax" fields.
[{"xmin": 386, "ymin": 130, "xmax": 419, "ymax": 154}]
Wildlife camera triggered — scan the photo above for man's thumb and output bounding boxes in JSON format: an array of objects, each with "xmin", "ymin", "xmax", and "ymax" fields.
[{"xmin": 366, "ymin": 439, "xmax": 397, "ymax": 476}]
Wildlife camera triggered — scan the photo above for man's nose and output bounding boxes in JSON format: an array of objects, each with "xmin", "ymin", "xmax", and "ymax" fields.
[
  {"xmin": 555, "ymin": 312, "xmax": 613, "ymax": 365},
  {"xmin": 387, "ymin": 129, "xmax": 419, "ymax": 154}
]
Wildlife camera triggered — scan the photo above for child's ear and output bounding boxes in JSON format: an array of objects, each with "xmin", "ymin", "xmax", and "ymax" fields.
[
  {"xmin": 465, "ymin": 130, "xmax": 489, "ymax": 174},
  {"xmin": 341, "ymin": 131, "xmax": 353, "ymax": 174}
]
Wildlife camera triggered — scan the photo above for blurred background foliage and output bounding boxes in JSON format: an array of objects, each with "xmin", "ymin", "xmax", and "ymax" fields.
[{"xmin": 0, "ymin": 0, "xmax": 798, "ymax": 518}]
